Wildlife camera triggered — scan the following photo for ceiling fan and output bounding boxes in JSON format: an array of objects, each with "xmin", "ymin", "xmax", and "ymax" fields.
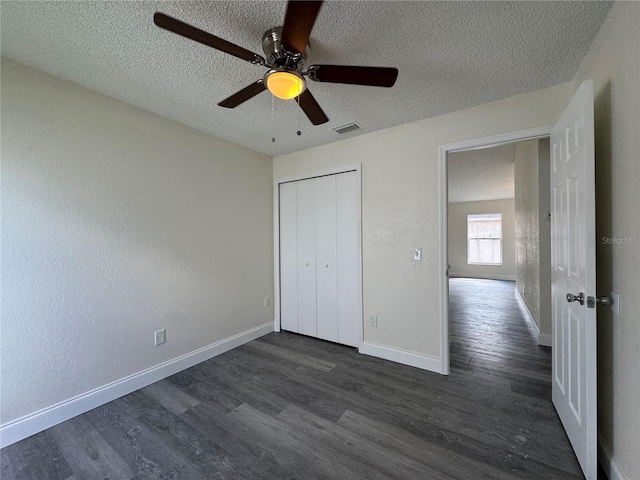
[{"xmin": 154, "ymin": 1, "xmax": 398, "ymax": 126}]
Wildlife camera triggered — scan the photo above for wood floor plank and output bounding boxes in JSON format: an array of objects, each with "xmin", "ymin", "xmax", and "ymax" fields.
[
  {"xmin": 224, "ymin": 403, "xmax": 376, "ymax": 480},
  {"xmin": 179, "ymin": 402, "xmax": 293, "ymax": 480},
  {"xmin": 140, "ymin": 378, "xmax": 200, "ymax": 416},
  {"xmin": 83, "ymin": 401, "xmax": 207, "ymax": 479},
  {"xmin": 165, "ymin": 371, "xmax": 243, "ymax": 414},
  {"xmin": 134, "ymin": 404, "xmax": 238, "ymax": 479},
  {"xmin": 0, "ymin": 431, "xmax": 74, "ymax": 480},
  {"xmin": 48, "ymin": 415, "xmax": 133, "ymax": 480},
  {"xmin": 336, "ymin": 408, "xmax": 515, "ymax": 480},
  {"xmin": 186, "ymin": 361, "xmax": 288, "ymax": 417},
  {"xmin": 243, "ymin": 340, "xmax": 337, "ymax": 372},
  {"xmin": 278, "ymin": 404, "xmax": 456, "ymax": 480}
]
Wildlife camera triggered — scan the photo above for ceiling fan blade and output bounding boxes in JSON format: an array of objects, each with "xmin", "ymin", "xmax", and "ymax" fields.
[
  {"xmin": 218, "ymin": 80, "xmax": 267, "ymax": 108},
  {"xmin": 154, "ymin": 12, "xmax": 265, "ymax": 65},
  {"xmin": 281, "ymin": 1, "xmax": 323, "ymax": 55},
  {"xmin": 308, "ymin": 65, "xmax": 399, "ymax": 87},
  {"xmin": 298, "ymin": 89, "xmax": 329, "ymax": 125}
]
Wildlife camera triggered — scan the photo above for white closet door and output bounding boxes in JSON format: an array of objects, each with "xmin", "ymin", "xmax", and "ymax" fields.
[
  {"xmin": 279, "ymin": 171, "xmax": 360, "ymax": 347},
  {"xmin": 296, "ymin": 178, "xmax": 317, "ymax": 337},
  {"xmin": 315, "ymin": 175, "xmax": 339, "ymax": 343},
  {"xmin": 279, "ymin": 182, "xmax": 298, "ymax": 332},
  {"xmin": 336, "ymin": 171, "xmax": 360, "ymax": 347}
]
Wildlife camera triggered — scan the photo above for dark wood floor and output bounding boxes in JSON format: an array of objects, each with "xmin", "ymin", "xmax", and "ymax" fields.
[{"xmin": 2, "ymin": 278, "xmax": 589, "ymax": 479}]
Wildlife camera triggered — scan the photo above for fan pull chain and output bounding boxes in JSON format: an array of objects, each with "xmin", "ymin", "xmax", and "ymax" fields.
[
  {"xmin": 296, "ymin": 94, "xmax": 301, "ymax": 136},
  {"xmin": 271, "ymin": 94, "xmax": 276, "ymax": 143}
]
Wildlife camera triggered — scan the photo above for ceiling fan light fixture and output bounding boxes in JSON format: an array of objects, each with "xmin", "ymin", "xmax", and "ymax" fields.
[{"xmin": 265, "ymin": 69, "xmax": 306, "ymax": 100}]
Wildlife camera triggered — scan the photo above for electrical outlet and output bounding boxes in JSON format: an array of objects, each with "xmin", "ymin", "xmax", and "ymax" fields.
[
  {"xmin": 264, "ymin": 296, "xmax": 271, "ymax": 307},
  {"xmin": 154, "ymin": 329, "xmax": 166, "ymax": 346},
  {"xmin": 369, "ymin": 315, "xmax": 378, "ymax": 327}
]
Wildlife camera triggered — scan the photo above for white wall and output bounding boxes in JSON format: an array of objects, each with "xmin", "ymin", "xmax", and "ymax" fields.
[
  {"xmin": 274, "ymin": 81, "xmax": 573, "ymax": 360},
  {"xmin": 538, "ymin": 139, "xmax": 552, "ymax": 341},
  {"xmin": 514, "ymin": 139, "xmax": 552, "ymax": 340},
  {"xmin": 572, "ymin": 2, "xmax": 640, "ymax": 478},
  {"xmin": 0, "ymin": 59, "xmax": 274, "ymax": 426},
  {"xmin": 447, "ymin": 199, "xmax": 515, "ymax": 280}
]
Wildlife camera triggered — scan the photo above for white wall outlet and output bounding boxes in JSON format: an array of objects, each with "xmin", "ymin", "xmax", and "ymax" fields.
[
  {"xmin": 414, "ymin": 248, "xmax": 422, "ymax": 261},
  {"xmin": 154, "ymin": 329, "xmax": 166, "ymax": 346},
  {"xmin": 610, "ymin": 291, "xmax": 620, "ymax": 315},
  {"xmin": 263, "ymin": 296, "xmax": 271, "ymax": 307},
  {"xmin": 369, "ymin": 315, "xmax": 378, "ymax": 327}
]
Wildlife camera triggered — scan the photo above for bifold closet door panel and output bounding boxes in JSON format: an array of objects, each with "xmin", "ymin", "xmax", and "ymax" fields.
[
  {"xmin": 336, "ymin": 171, "xmax": 360, "ymax": 347},
  {"xmin": 296, "ymin": 178, "xmax": 318, "ymax": 337},
  {"xmin": 279, "ymin": 182, "xmax": 298, "ymax": 333},
  {"xmin": 315, "ymin": 175, "xmax": 339, "ymax": 343}
]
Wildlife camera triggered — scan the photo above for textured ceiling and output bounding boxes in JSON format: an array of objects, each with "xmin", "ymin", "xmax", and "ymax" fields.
[
  {"xmin": 1, "ymin": 1, "xmax": 612, "ymax": 156},
  {"xmin": 448, "ymin": 143, "xmax": 516, "ymax": 204}
]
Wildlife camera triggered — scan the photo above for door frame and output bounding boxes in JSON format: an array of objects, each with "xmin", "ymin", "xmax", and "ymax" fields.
[
  {"xmin": 273, "ymin": 164, "xmax": 364, "ymax": 348},
  {"xmin": 438, "ymin": 125, "xmax": 552, "ymax": 374}
]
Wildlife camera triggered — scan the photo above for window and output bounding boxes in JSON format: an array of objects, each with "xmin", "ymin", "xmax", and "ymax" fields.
[{"xmin": 467, "ymin": 213, "xmax": 502, "ymax": 265}]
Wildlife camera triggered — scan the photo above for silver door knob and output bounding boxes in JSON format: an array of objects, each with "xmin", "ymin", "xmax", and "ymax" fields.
[
  {"xmin": 304, "ymin": 262, "xmax": 309, "ymax": 266},
  {"xmin": 324, "ymin": 263, "xmax": 329, "ymax": 268},
  {"xmin": 566, "ymin": 292, "xmax": 585, "ymax": 305}
]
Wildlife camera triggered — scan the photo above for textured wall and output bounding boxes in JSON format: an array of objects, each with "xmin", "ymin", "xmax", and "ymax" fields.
[
  {"xmin": 514, "ymin": 139, "xmax": 552, "ymax": 337},
  {"xmin": 274, "ymin": 82, "xmax": 573, "ymax": 358},
  {"xmin": 448, "ymin": 199, "xmax": 516, "ymax": 280},
  {"xmin": 0, "ymin": 59, "xmax": 274, "ymax": 424},
  {"xmin": 573, "ymin": 2, "xmax": 640, "ymax": 477},
  {"xmin": 514, "ymin": 140, "xmax": 542, "ymax": 329},
  {"xmin": 537, "ymin": 139, "xmax": 552, "ymax": 338}
]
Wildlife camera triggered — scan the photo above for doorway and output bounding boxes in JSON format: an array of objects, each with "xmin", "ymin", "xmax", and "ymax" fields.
[
  {"xmin": 438, "ymin": 126, "xmax": 552, "ymax": 374},
  {"xmin": 446, "ymin": 137, "xmax": 552, "ymax": 347}
]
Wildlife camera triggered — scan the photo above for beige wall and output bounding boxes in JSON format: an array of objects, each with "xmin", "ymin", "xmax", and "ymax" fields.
[
  {"xmin": 274, "ymin": 81, "xmax": 573, "ymax": 359},
  {"xmin": 514, "ymin": 139, "xmax": 552, "ymax": 339},
  {"xmin": 448, "ymin": 199, "xmax": 515, "ymax": 280},
  {"xmin": 0, "ymin": 59, "xmax": 274, "ymax": 424},
  {"xmin": 572, "ymin": 2, "xmax": 640, "ymax": 478},
  {"xmin": 538, "ymin": 139, "xmax": 552, "ymax": 340}
]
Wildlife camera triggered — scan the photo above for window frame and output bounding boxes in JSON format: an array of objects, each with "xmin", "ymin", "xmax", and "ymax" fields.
[{"xmin": 466, "ymin": 213, "xmax": 503, "ymax": 266}]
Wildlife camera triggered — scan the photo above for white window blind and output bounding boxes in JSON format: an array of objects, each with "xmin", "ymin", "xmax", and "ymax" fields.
[{"xmin": 467, "ymin": 213, "xmax": 502, "ymax": 265}]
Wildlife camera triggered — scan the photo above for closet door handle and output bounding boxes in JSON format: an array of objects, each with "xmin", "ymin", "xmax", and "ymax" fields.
[
  {"xmin": 304, "ymin": 262, "xmax": 309, "ymax": 267},
  {"xmin": 324, "ymin": 263, "xmax": 329, "ymax": 268}
]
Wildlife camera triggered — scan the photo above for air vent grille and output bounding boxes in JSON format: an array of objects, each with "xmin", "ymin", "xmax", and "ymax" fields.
[{"xmin": 333, "ymin": 122, "xmax": 360, "ymax": 134}]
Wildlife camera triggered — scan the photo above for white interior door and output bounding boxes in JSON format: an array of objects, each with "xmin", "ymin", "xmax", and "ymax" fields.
[
  {"xmin": 550, "ymin": 79, "xmax": 597, "ymax": 480},
  {"xmin": 336, "ymin": 171, "xmax": 360, "ymax": 347},
  {"xmin": 296, "ymin": 178, "xmax": 318, "ymax": 337},
  {"xmin": 279, "ymin": 182, "xmax": 298, "ymax": 333},
  {"xmin": 315, "ymin": 175, "xmax": 339, "ymax": 342}
]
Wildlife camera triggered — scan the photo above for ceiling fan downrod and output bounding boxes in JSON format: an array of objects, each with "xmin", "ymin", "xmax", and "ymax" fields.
[{"xmin": 262, "ymin": 26, "xmax": 308, "ymax": 70}]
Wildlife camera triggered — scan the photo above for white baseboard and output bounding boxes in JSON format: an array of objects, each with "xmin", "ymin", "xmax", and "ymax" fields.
[
  {"xmin": 359, "ymin": 342, "xmax": 444, "ymax": 374},
  {"xmin": 0, "ymin": 322, "xmax": 274, "ymax": 449},
  {"xmin": 537, "ymin": 333, "xmax": 552, "ymax": 347},
  {"xmin": 598, "ymin": 435, "xmax": 628, "ymax": 480},
  {"xmin": 449, "ymin": 273, "xmax": 516, "ymax": 281},
  {"xmin": 514, "ymin": 288, "xmax": 552, "ymax": 347}
]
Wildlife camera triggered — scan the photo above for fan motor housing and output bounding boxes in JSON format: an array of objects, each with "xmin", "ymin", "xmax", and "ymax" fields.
[{"xmin": 262, "ymin": 26, "xmax": 309, "ymax": 69}]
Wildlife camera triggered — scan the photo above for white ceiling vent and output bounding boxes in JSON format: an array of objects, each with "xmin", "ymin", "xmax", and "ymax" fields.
[{"xmin": 333, "ymin": 122, "xmax": 361, "ymax": 135}]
